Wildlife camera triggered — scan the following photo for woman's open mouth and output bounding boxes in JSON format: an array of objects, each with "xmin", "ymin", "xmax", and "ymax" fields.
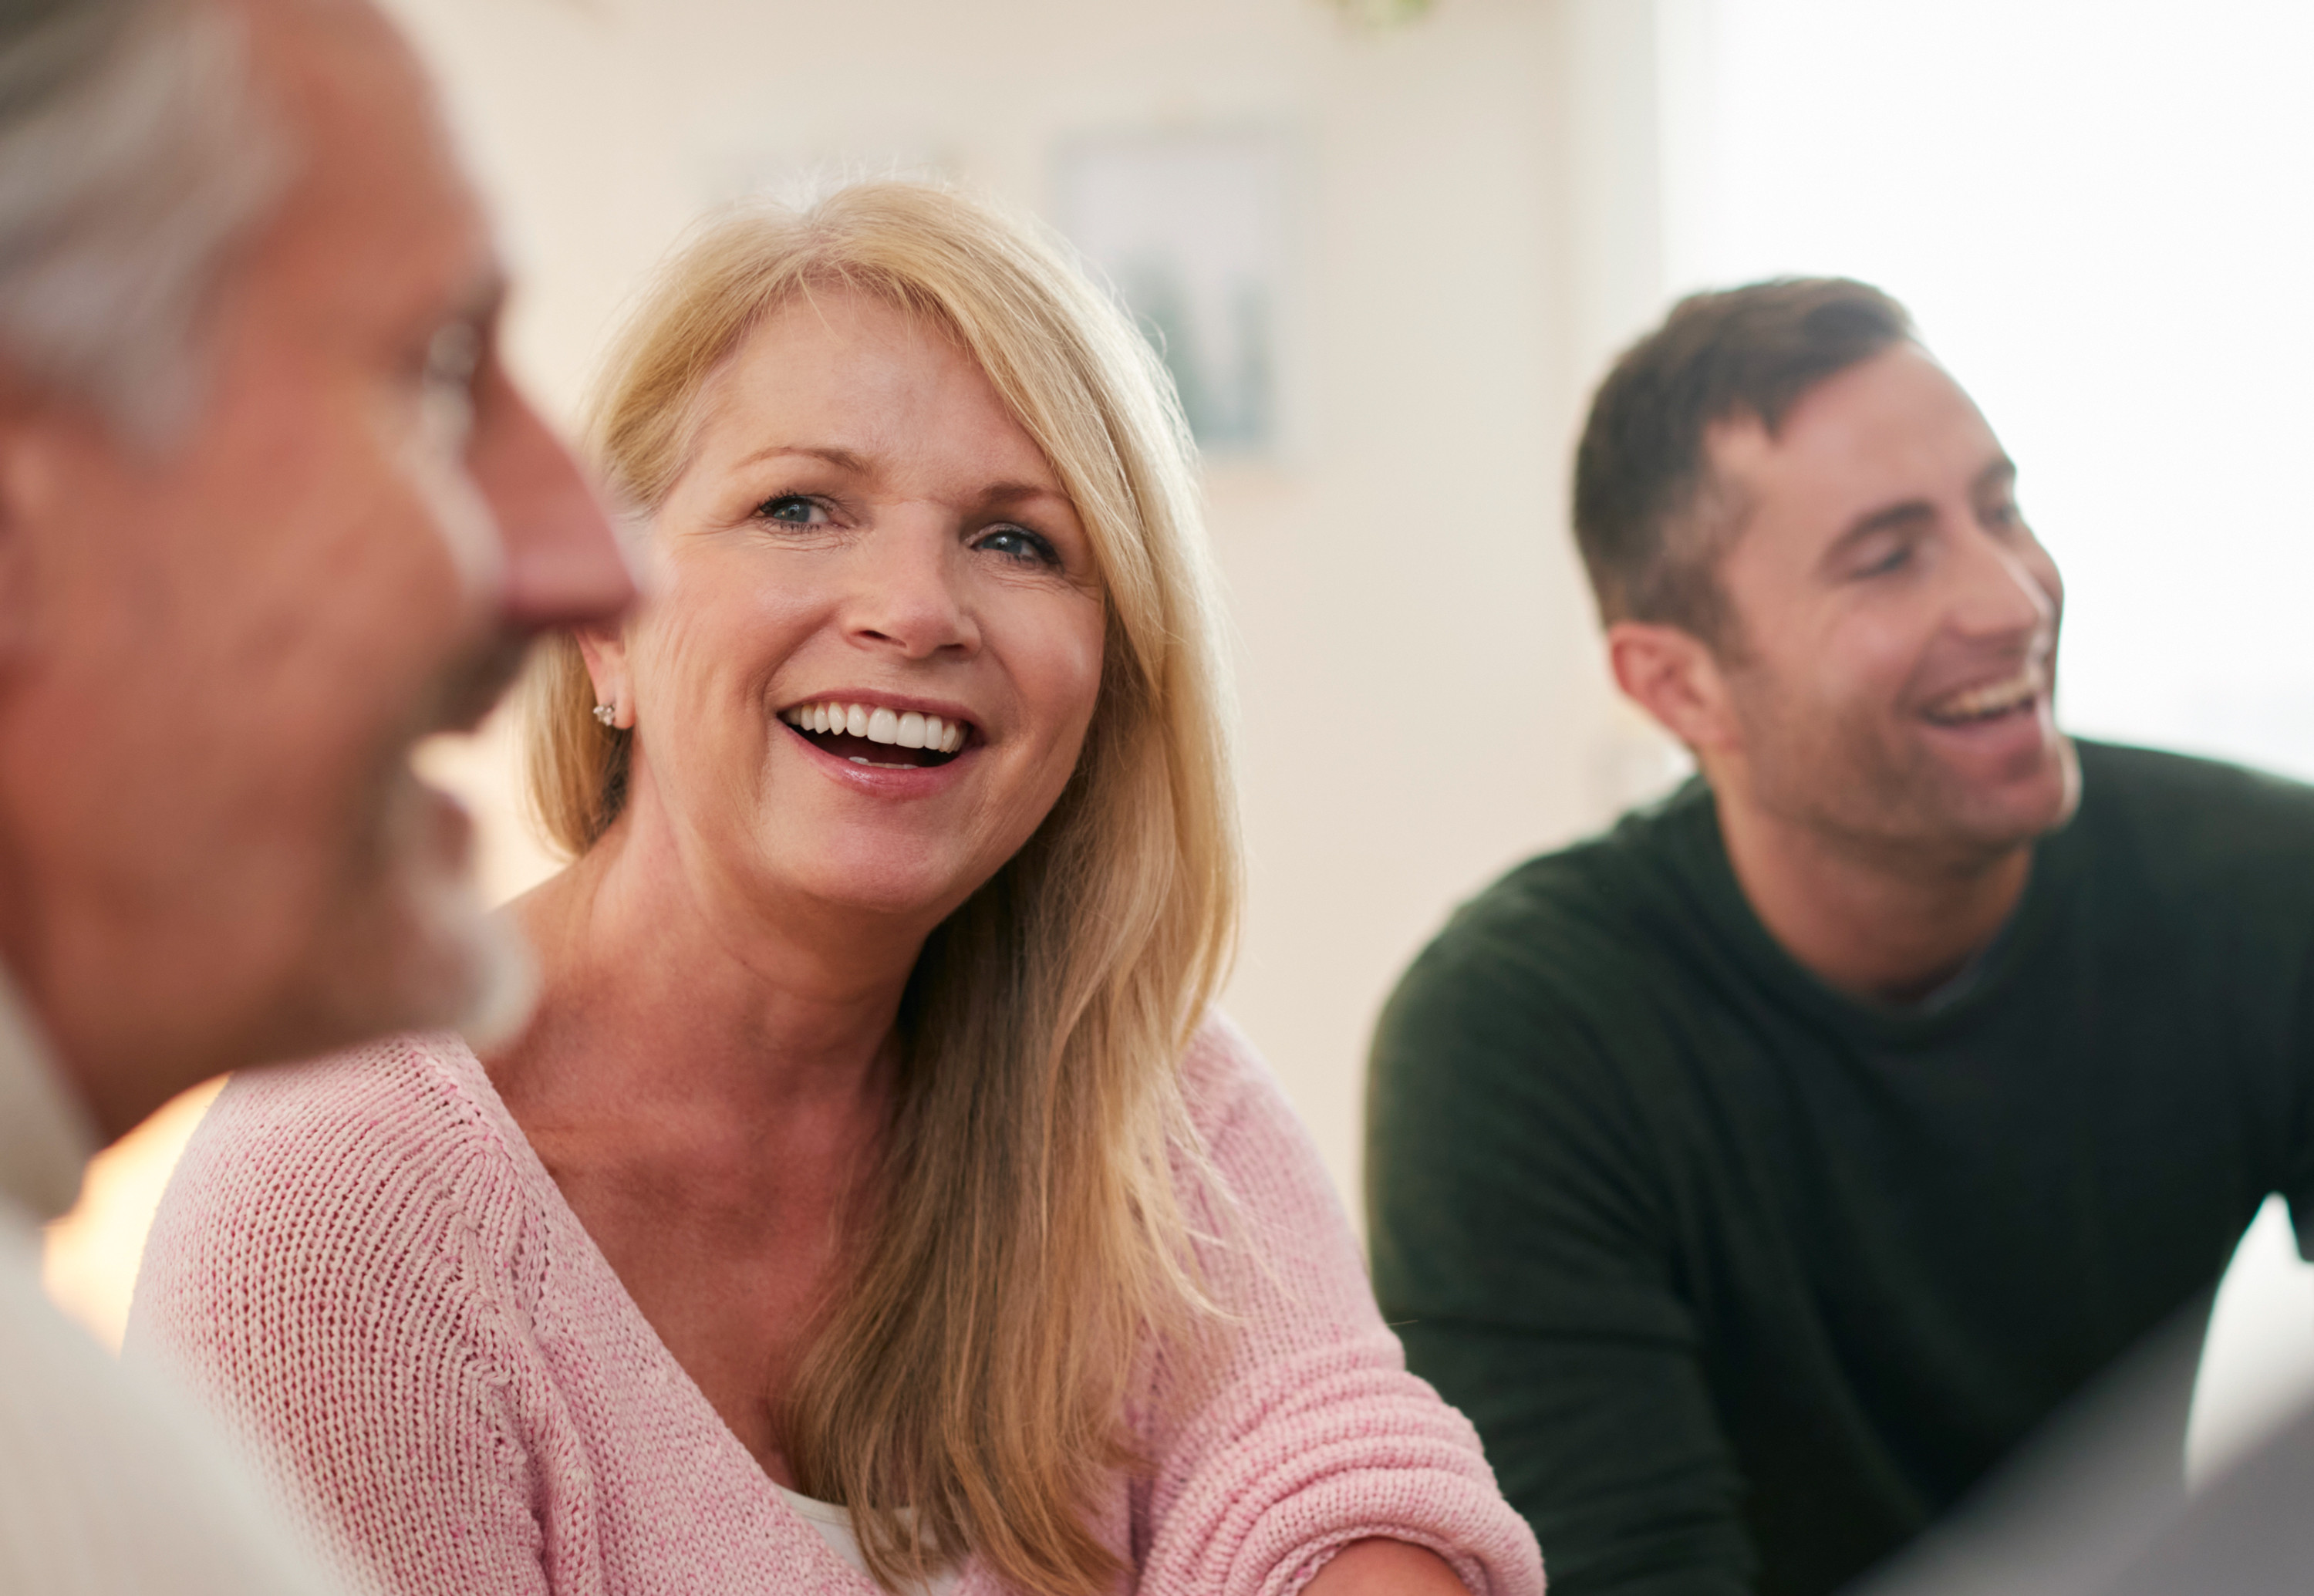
[{"xmin": 779, "ymin": 700, "xmax": 970, "ymax": 769}]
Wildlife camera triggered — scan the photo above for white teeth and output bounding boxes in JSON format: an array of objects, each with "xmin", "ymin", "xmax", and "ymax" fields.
[
  {"xmin": 1928, "ymin": 670, "xmax": 2039, "ymax": 722},
  {"xmin": 782, "ymin": 701, "xmax": 971, "ymax": 755}
]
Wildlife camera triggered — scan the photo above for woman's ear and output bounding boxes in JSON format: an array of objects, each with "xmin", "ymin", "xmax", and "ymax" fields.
[
  {"xmin": 1606, "ymin": 620, "xmax": 1739, "ymax": 756},
  {"xmin": 576, "ymin": 620, "xmax": 633, "ymax": 731}
]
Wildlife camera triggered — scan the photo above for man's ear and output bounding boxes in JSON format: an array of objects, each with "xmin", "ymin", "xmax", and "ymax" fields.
[{"xmin": 1606, "ymin": 620, "xmax": 1739, "ymax": 754}]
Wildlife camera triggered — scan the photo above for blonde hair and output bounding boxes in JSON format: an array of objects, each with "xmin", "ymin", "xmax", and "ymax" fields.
[{"xmin": 524, "ymin": 182, "xmax": 1241, "ymax": 1595}]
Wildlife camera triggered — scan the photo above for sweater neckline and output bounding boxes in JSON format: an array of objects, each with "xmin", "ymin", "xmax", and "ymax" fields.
[
  {"xmin": 771, "ymin": 1486, "xmax": 963, "ymax": 1596},
  {"xmin": 425, "ymin": 1033, "xmax": 960, "ymax": 1596},
  {"xmin": 1658, "ymin": 777, "xmax": 2080, "ymax": 1046}
]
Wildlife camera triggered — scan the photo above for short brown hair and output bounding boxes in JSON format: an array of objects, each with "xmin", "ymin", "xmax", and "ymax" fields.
[{"xmin": 1572, "ymin": 277, "xmax": 1913, "ymax": 643}]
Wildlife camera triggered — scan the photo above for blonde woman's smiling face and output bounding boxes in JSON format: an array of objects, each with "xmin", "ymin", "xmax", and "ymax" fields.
[{"xmin": 599, "ymin": 288, "xmax": 1105, "ymax": 928}]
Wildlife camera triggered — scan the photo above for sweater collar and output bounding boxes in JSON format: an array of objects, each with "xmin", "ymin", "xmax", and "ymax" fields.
[
  {"xmin": 0, "ymin": 964, "xmax": 96, "ymax": 1222},
  {"xmin": 1660, "ymin": 772, "xmax": 2080, "ymax": 1044}
]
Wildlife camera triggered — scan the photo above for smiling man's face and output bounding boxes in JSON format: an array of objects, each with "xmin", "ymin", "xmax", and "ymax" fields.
[{"xmin": 1702, "ymin": 342, "xmax": 2078, "ymax": 866}]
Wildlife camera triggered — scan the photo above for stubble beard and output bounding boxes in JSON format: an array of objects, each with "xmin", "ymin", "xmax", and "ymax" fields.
[{"xmin": 1734, "ymin": 681, "xmax": 2080, "ymax": 881}]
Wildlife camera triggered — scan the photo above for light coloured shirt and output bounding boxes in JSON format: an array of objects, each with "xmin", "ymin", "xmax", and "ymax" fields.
[
  {"xmin": 769, "ymin": 1486, "xmax": 962, "ymax": 1596},
  {"xmin": 0, "ymin": 971, "xmax": 347, "ymax": 1595}
]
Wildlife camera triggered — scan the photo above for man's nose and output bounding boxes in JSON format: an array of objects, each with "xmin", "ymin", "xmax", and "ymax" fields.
[
  {"xmin": 1947, "ymin": 521, "xmax": 2054, "ymax": 643},
  {"xmin": 847, "ymin": 514, "xmax": 978, "ymax": 660},
  {"xmin": 471, "ymin": 385, "xmax": 639, "ymax": 636}
]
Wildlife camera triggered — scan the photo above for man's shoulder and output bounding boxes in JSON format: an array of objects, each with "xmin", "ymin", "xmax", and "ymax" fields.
[
  {"xmin": 2072, "ymin": 738, "xmax": 2314, "ymax": 893},
  {"xmin": 1373, "ymin": 787, "xmax": 1711, "ymax": 1119},
  {"xmin": 1368, "ymin": 807, "xmax": 1703, "ymax": 1282},
  {"xmin": 1394, "ymin": 785, "xmax": 1706, "ymax": 1014},
  {"xmin": 0, "ymin": 1225, "xmax": 342, "ymax": 1593},
  {"xmin": 2077, "ymin": 737, "xmax": 2314, "ymax": 818}
]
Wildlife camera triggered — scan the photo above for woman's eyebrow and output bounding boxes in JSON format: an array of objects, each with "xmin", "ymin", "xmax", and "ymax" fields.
[
  {"xmin": 731, "ymin": 443, "xmax": 873, "ymax": 474},
  {"xmin": 981, "ymin": 481, "xmax": 1071, "ymax": 508},
  {"xmin": 724, "ymin": 444, "xmax": 1069, "ymax": 514}
]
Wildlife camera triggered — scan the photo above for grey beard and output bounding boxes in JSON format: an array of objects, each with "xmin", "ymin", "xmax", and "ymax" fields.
[{"xmin": 418, "ymin": 868, "xmax": 539, "ymax": 1052}]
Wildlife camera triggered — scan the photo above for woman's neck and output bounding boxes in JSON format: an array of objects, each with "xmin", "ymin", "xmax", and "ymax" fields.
[{"xmin": 491, "ymin": 809, "xmax": 928, "ymax": 1123}]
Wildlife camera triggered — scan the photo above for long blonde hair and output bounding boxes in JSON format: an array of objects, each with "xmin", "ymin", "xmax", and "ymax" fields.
[{"xmin": 523, "ymin": 182, "xmax": 1241, "ymax": 1594}]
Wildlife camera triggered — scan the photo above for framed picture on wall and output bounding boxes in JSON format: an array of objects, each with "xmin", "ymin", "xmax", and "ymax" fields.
[{"xmin": 1054, "ymin": 129, "xmax": 1291, "ymax": 460}]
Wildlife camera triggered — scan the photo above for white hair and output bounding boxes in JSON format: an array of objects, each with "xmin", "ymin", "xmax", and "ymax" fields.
[{"xmin": 0, "ymin": 0, "xmax": 290, "ymax": 441}]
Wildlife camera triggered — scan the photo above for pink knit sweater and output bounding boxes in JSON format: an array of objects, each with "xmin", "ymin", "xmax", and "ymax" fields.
[{"xmin": 126, "ymin": 1017, "xmax": 1543, "ymax": 1596}]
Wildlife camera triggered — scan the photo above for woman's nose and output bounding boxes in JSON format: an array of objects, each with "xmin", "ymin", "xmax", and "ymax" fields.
[{"xmin": 845, "ymin": 515, "xmax": 978, "ymax": 660}]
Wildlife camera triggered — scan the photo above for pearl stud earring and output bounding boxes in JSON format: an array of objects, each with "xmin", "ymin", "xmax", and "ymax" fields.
[{"xmin": 592, "ymin": 704, "xmax": 618, "ymax": 727}]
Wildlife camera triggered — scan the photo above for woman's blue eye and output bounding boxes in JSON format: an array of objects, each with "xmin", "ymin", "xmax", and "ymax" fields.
[
  {"xmin": 757, "ymin": 495, "xmax": 822, "ymax": 524},
  {"xmin": 978, "ymin": 525, "xmax": 1058, "ymax": 566}
]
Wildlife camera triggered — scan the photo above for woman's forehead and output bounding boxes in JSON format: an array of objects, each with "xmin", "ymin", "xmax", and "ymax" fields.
[{"xmin": 687, "ymin": 294, "xmax": 1068, "ymax": 497}]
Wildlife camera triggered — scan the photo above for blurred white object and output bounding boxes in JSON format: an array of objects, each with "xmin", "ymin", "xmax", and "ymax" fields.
[{"xmin": 2188, "ymin": 1195, "xmax": 2314, "ymax": 1484}]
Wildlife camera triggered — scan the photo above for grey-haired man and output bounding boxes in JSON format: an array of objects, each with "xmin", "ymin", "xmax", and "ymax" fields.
[{"xmin": 0, "ymin": 0, "xmax": 634, "ymax": 1586}]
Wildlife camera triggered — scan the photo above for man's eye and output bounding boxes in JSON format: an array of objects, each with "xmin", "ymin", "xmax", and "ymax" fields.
[
  {"xmin": 756, "ymin": 495, "xmax": 828, "ymax": 525},
  {"xmin": 976, "ymin": 525, "xmax": 1058, "ymax": 566},
  {"xmin": 424, "ymin": 321, "xmax": 481, "ymax": 393},
  {"xmin": 417, "ymin": 321, "xmax": 482, "ymax": 454},
  {"xmin": 1857, "ymin": 542, "xmax": 1912, "ymax": 578}
]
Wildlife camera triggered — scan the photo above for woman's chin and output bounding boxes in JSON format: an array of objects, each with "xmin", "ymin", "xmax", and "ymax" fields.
[{"xmin": 777, "ymin": 859, "xmax": 984, "ymax": 930}]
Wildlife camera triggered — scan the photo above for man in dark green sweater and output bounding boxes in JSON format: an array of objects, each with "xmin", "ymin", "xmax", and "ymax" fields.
[{"xmin": 1364, "ymin": 278, "xmax": 2314, "ymax": 1596}]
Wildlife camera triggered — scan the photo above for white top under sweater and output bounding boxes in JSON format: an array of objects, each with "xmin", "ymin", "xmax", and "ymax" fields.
[{"xmin": 771, "ymin": 1486, "xmax": 960, "ymax": 1596}]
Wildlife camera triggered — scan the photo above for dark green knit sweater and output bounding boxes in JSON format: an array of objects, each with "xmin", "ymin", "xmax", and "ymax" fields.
[{"xmin": 1367, "ymin": 741, "xmax": 2314, "ymax": 1596}]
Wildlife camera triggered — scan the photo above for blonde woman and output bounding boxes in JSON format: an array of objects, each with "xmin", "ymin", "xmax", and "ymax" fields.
[{"xmin": 128, "ymin": 184, "xmax": 1541, "ymax": 1596}]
